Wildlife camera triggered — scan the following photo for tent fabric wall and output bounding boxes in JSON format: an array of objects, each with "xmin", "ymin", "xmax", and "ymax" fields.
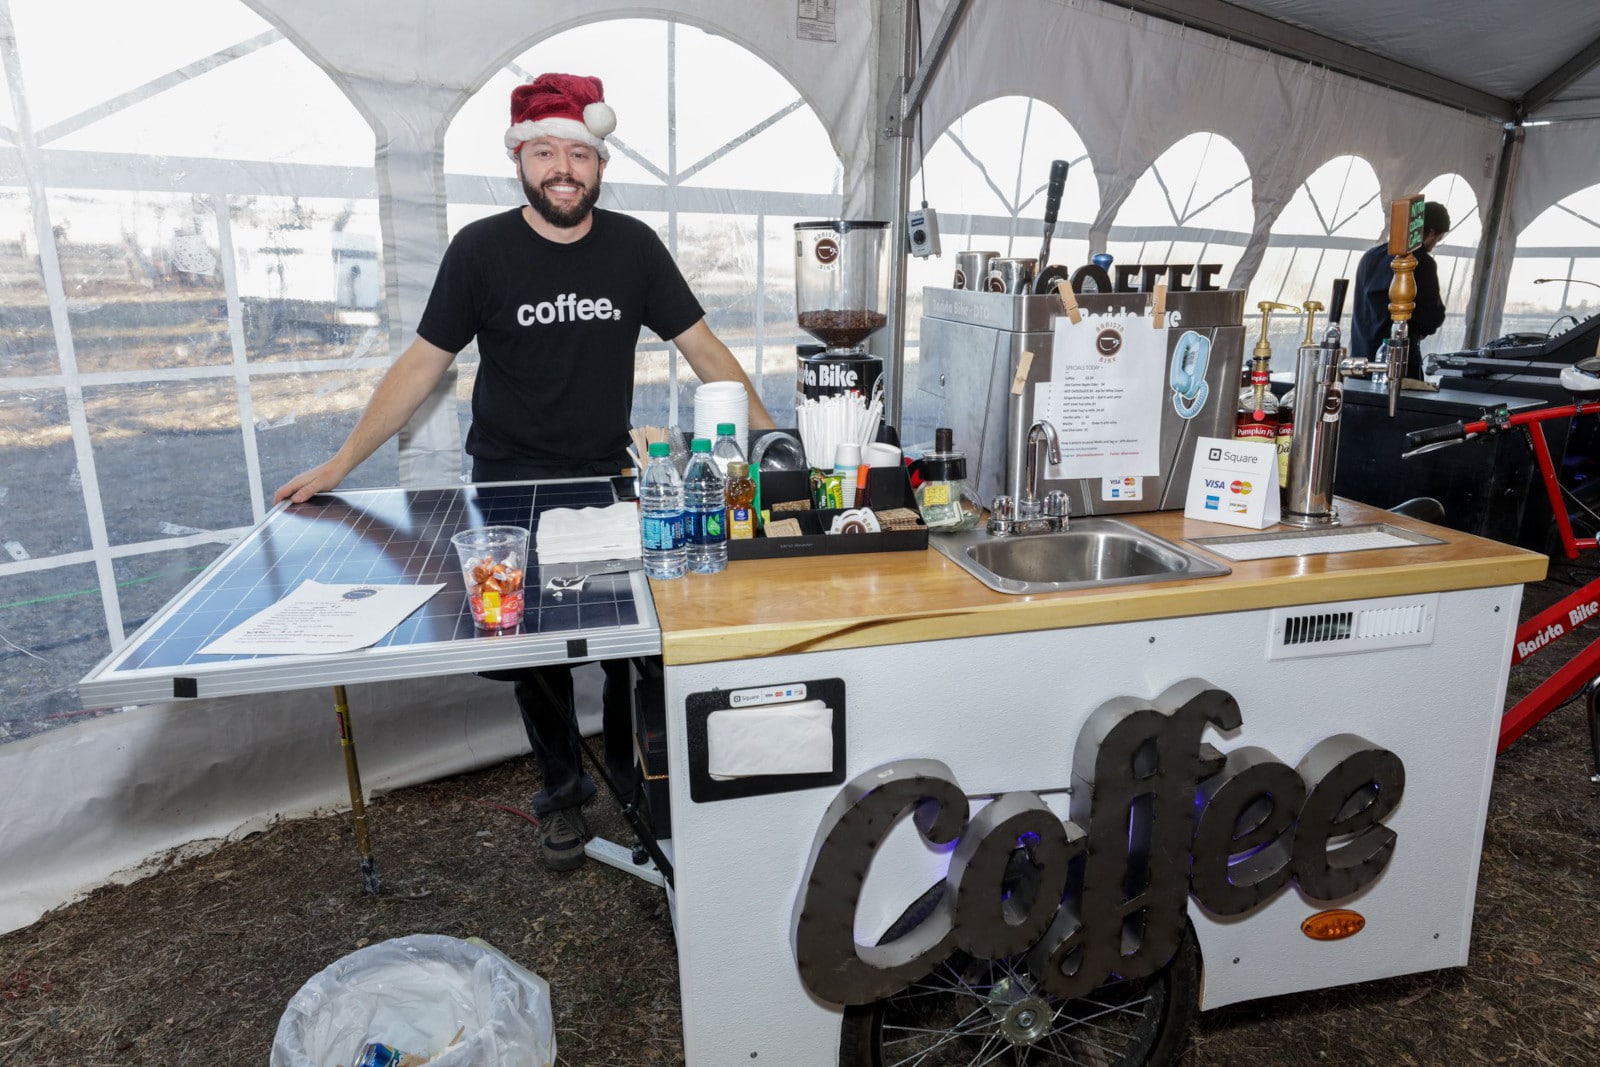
[
  {"xmin": 0, "ymin": 673, "xmax": 532, "ymax": 935},
  {"xmin": 1510, "ymin": 117, "xmax": 1600, "ymax": 239},
  {"xmin": 915, "ymin": 0, "xmax": 1504, "ymax": 303}
]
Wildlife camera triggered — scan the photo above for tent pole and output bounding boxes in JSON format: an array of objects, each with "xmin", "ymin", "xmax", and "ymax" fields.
[
  {"xmin": 881, "ymin": 0, "xmax": 972, "ymax": 432},
  {"xmin": 878, "ymin": 0, "xmax": 915, "ymax": 433},
  {"xmin": 1465, "ymin": 123, "xmax": 1524, "ymax": 348}
]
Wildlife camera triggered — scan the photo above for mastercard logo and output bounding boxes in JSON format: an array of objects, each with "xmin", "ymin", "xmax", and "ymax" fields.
[{"xmin": 1231, "ymin": 480, "xmax": 1252, "ymax": 495}]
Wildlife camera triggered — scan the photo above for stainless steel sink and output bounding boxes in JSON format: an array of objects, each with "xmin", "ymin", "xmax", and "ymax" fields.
[{"xmin": 931, "ymin": 517, "xmax": 1230, "ymax": 594}]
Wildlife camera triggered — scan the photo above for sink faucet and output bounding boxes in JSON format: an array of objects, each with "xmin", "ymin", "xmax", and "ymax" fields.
[
  {"xmin": 1020, "ymin": 420, "xmax": 1061, "ymax": 519},
  {"xmin": 990, "ymin": 420, "xmax": 1068, "ymax": 535}
]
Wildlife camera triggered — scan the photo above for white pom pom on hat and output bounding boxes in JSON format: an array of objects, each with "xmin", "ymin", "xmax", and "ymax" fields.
[
  {"xmin": 504, "ymin": 73, "xmax": 616, "ymax": 160},
  {"xmin": 583, "ymin": 101, "xmax": 617, "ymax": 139}
]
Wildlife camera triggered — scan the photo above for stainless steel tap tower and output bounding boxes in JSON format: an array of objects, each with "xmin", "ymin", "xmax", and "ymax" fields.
[{"xmin": 1283, "ymin": 244, "xmax": 1416, "ymax": 526}]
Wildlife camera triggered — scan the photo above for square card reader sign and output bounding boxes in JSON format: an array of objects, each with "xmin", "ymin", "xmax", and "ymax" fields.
[{"xmin": 1184, "ymin": 436, "xmax": 1279, "ymax": 528}]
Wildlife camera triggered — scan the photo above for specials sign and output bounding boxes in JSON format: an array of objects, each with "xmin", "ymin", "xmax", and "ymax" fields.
[{"xmin": 789, "ymin": 678, "xmax": 1404, "ymax": 1006}]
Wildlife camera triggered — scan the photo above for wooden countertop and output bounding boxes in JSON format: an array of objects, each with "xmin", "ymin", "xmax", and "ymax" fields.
[{"xmin": 649, "ymin": 500, "xmax": 1548, "ymax": 665}]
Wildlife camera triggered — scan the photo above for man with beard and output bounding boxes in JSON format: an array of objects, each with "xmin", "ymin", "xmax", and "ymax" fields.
[{"xmin": 275, "ymin": 72, "xmax": 774, "ymax": 872}]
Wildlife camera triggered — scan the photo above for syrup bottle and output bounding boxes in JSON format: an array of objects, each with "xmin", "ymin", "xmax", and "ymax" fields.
[
  {"xmin": 1235, "ymin": 301, "xmax": 1298, "ymax": 445},
  {"xmin": 725, "ymin": 460, "xmax": 756, "ymax": 540}
]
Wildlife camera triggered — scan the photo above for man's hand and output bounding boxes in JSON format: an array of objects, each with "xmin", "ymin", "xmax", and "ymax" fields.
[
  {"xmin": 274, "ymin": 457, "xmax": 352, "ymax": 505},
  {"xmin": 272, "ymin": 336, "xmax": 457, "ymax": 506}
]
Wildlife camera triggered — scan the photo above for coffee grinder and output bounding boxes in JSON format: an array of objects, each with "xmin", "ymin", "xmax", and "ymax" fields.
[{"xmin": 794, "ymin": 220, "xmax": 889, "ymax": 409}]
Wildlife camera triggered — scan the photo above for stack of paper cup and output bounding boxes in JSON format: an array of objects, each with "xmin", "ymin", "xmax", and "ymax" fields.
[
  {"xmin": 833, "ymin": 442, "xmax": 861, "ymax": 508},
  {"xmin": 693, "ymin": 381, "xmax": 749, "ymax": 454}
]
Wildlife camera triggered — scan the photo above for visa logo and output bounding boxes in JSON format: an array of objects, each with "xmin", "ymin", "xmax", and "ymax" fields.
[{"xmin": 1204, "ymin": 478, "xmax": 1225, "ymax": 489}]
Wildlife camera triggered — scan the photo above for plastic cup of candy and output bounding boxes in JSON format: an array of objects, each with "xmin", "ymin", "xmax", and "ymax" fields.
[{"xmin": 449, "ymin": 525, "xmax": 529, "ymax": 631}]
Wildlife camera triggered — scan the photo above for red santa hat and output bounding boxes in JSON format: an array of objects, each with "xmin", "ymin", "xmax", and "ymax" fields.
[{"xmin": 504, "ymin": 73, "xmax": 617, "ymax": 161}]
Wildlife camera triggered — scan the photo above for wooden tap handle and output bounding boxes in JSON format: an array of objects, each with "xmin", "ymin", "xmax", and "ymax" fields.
[{"xmin": 1388, "ymin": 252, "xmax": 1417, "ymax": 324}]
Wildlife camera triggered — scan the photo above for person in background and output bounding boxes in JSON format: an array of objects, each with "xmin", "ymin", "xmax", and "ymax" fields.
[
  {"xmin": 1349, "ymin": 200, "xmax": 1451, "ymax": 377},
  {"xmin": 275, "ymin": 71, "xmax": 774, "ymax": 872}
]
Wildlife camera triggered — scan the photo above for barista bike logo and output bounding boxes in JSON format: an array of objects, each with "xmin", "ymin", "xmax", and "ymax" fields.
[
  {"xmin": 790, "ymin": 679, "xmax": 1404, "ymax": 1006},
  {"xmin": 1322, "ymin": 386, "xmax": 1345, "ymax": 423},
  {"xmin": 814, "ymin": 237, "xmax": 840, "ymax": 266},
  {"xmin": 1096, "ymin": 326, "xmax": 1123, "ymax": 362}
]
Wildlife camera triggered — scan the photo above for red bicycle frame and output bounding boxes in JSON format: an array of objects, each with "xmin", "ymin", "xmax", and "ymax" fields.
[{"xmin": 1411, "ymin": 401, "xmax": 1600, "ymax": 760}]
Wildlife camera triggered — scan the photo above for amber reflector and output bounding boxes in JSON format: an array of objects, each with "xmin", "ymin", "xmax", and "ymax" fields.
[{"xmin": 1301, "ymin": 909, "xmax": 1365, "ymax": 941}]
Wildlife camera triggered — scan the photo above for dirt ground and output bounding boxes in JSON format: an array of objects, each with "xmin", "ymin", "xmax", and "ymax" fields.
[{"xmin": 1, "ymin": 566, "xmax": 1597, "ymax": 1066}]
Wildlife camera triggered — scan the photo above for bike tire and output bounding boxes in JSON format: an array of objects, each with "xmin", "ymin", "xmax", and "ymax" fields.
[
  {"xmin": 1548, "ymin": 476, "xmax": 1600, "ymax": 558},
  {"xmin": 837, "ymin": 882, "xmax": 1201, "ymax": 1067}
]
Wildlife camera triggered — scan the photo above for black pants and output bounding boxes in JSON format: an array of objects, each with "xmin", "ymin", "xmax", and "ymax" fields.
[
  {"xmin": 503, "ymin": 659, "xmax": 637, "ymax": 816},
  {"xmin": 472, "ymin": 454, "xmax": 636, "ymax": 814}
]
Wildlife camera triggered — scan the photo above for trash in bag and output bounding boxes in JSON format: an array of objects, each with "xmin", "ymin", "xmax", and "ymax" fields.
[{"xmin": 270, "ymin": 934, "xmax": 556, "ymax": 1067}]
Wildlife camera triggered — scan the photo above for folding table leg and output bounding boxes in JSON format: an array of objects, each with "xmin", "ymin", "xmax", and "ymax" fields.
[{"xmin": 333, "ymin": 684, "xmax": 381, "ymax": 894}]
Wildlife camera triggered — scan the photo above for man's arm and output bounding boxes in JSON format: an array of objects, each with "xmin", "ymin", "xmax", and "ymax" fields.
[
  {"xmin": 671, "ymin": 318, "xmax": 777, "ymax": 430},
  {"xmin": 273, "ymin": 336, "xmax": 457, "ymax": 503}
]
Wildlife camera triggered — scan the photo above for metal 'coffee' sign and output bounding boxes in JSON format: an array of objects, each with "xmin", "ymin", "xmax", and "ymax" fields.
[{"xmin": 789, "ymin": 678, "xmax": 1405, "ymax": 1006}]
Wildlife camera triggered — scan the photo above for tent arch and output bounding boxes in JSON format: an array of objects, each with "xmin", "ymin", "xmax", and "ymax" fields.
[{"xmin": 1107, "ymin": 129, "xmax": 1254, "ymax": 288}]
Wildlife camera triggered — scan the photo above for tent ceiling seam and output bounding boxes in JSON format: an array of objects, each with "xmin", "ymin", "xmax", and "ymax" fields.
[
  {"xmin": 1519, "ymin": 30, "xmax": 1600, "ymax": 117},
  {"xmin": 1102, "ymin": 0, "xmax": 1515, "ymax": 119}
]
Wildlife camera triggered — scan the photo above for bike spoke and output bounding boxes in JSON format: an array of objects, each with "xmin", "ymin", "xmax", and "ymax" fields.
[{"xmin": 869, "ymin": 950, "xmax": 1168, "ymax": 1067}]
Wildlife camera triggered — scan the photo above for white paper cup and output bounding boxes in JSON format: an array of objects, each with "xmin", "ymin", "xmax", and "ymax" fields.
[
  {"xmin": 863, "ymin": 442, "xmax": 903, "ymax": 467},
  {"xmin": 833, "ymin": 442, "xmax": 862, "ymax": 469},
  {"xmin": 694, "ymin": 383, "xmax": 749, "ymax": 454}
]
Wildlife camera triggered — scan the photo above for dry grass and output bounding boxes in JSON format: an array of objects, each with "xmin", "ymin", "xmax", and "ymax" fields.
[{"xmin": 1, "ymin": 568, "xmax": 1597, "ymax": 1066}]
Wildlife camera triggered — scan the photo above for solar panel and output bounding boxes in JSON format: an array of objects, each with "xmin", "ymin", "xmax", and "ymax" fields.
[{"xmin": 78, "ymin": 479, "xmax": 659, "ymax": 707}]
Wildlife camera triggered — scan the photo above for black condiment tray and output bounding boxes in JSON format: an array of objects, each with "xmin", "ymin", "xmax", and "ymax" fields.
[{"xmin": 728, "ymin": 466, "xmax": 928, "ymax": 560}]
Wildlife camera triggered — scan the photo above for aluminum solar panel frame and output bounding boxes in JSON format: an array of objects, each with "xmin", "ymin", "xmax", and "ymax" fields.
[{"xmin": 78, "ymin": 480, "xmax": 659, "ymax": 707}]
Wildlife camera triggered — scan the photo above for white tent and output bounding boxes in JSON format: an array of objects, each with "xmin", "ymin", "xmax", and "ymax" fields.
[{"xmin": 3, "ymin": 0, "xmax": 1598, "ymax": 933}]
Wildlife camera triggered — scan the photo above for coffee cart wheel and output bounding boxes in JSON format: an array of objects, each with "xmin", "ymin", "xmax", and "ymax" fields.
[{"xmin": 838, "ymin": 885, "xmax": 1200, "ymax": 1067}]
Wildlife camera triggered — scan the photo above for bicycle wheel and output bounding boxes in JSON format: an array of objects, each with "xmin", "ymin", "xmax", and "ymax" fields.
[
  {"xmin": 1548, "ymin": 476, "xmax": 1600, "ymax": 558},
  {"xmin": 837, "ymin": 886, "xmax": 1200, "ymax": 1067}
]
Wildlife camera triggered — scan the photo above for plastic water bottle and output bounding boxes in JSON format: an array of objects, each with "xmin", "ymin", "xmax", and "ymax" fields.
[
  {"xmin": 640, "ymin": 441, "xmax": 687, "ymax": 580},
  {"xmin": 711, "ymin": 422, "xmax": 745, "ymax": 477},
  {"xmin": 684, "ymin": 438, "xmax": 728, "ymax": 574}
]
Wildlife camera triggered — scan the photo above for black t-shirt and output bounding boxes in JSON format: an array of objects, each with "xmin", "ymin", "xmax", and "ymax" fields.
[
  {"xmin": 417, "ymin": 208, "xmax": 704, "ymax": 469},
  {"xmin": 1349, "ymin": 242, "xmax": 1445, "ymax": 369}
]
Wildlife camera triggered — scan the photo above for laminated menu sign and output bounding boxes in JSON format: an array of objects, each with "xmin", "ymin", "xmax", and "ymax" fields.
[
  {"xmin": 1035, "ymin": 309, "xmax": 1164, "ymax": 479},
  {"xmin": 1183, "ymin": 436, "xmax": 1279, "ymax": 529},
  {"xmin": 199, "ymin": 580, "xmax": 444, "ymax": 656}
]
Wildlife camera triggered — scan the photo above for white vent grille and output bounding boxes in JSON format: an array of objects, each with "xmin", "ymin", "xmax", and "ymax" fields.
[{"xmin": 1268, "ymin": 594, "xmax": 1438, "ymax": 660}]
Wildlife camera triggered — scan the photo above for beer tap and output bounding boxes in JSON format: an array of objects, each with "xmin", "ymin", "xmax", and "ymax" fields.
[
  {"xmin": 1336, "ymin": 242, "xmax": 1415, "ymax": 417},
  {"xmin": 1283, "ymin": 279, "xmax": 1351, "ymax": 527}
]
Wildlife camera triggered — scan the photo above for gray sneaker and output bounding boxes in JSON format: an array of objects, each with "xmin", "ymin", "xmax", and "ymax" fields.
[{"xmin": 540, "ymin": 806, "xmax": 593, "ymax": 872}]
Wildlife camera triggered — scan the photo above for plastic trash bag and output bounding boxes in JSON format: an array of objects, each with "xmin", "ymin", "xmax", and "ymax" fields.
[{"xmin": 270, "ymin": 934, "xmax": 556, "ymax": 1067}]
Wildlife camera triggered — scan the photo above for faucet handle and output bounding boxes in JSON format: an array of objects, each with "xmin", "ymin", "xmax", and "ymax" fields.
[
  {"xmin": 1043, "ymin": 490, "xmax": 1070, "ymax": 529},
  {"xmin": 987, "ymin": 495, "xmax": 1015, "ymax": 535}
]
